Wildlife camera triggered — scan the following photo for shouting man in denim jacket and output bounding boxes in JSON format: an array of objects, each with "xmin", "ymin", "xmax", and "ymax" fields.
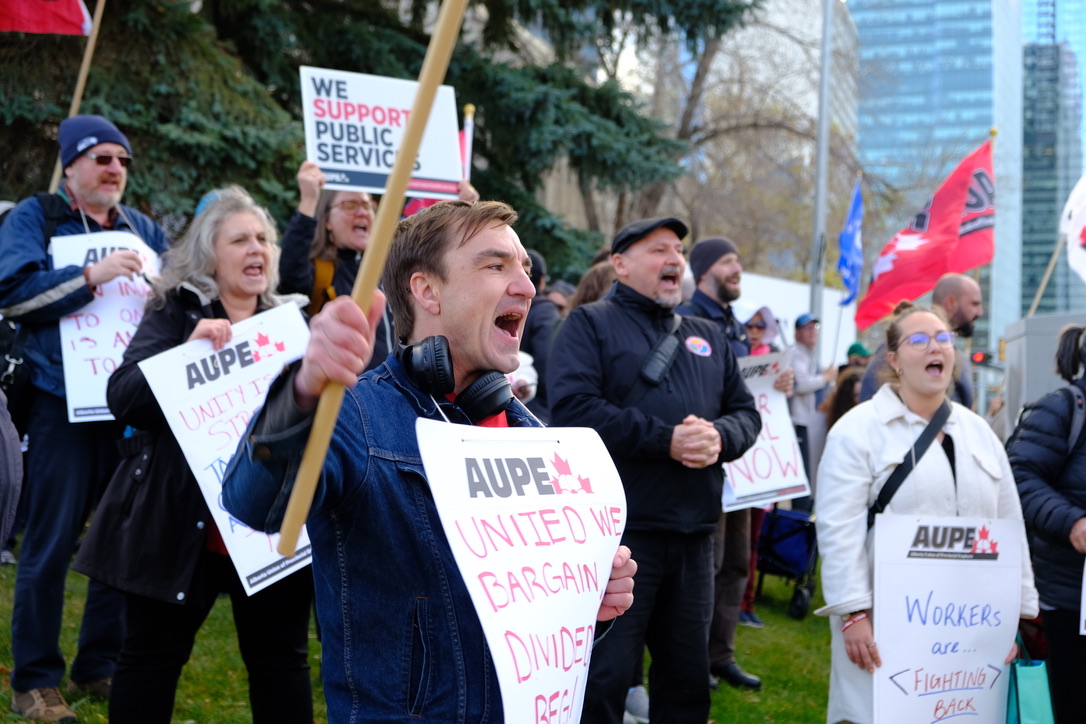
[{"xmin": 223, "ymin": 200, "xmax": 636, "ymax": 723}]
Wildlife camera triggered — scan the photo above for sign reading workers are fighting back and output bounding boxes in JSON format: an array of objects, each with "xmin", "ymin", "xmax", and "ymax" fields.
[
  {"xmin": 417, "ymin": 420, "xmax": 627, "ymax": 724},
  {"xmin": 300, "ymin": 65, "xmax": 462, "ymax": 199},
  {"xmin": 138, "ymin": 303, "xmax": 313, "ymax": 595},
  {"xmin": 873, "ymin": 515, "xmax": 1024, "ymax": 724}
]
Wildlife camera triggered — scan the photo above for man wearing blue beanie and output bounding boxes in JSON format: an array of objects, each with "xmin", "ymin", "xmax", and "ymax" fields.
[{"xmin": 0, "ymin": 114, "xmax": 169, "ymax": 721}]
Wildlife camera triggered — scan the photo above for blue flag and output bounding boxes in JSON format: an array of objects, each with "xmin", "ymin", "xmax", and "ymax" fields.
[{"xmin": 837, "ymin": 181, "xmax": 863, "ymax": 306}]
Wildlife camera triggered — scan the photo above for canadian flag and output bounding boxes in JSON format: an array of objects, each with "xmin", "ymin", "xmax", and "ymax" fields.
[
  {"xmin": 0, "ymin": 0, "xmax": 92, "ymax": 35},
  {"xmin": 855, "ymin": 140, "xmax": 994, "ymax": 330}
]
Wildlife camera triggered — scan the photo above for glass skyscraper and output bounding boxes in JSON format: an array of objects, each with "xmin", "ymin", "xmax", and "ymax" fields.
[
  {"xmin": 850, "ymin": 0, "xmax": 1023, "ymax": 349},
  {"xmin": 1021, "ymin": 0, "xmax": 1086, "ymax": 315},
  {"xmin": 1022, "ymin": 42, "xmax": 1083, "ymax": 315}
]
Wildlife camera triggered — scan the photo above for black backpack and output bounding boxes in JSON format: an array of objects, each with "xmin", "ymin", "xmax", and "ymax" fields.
[{"xmin": 0, "ymin": 192, "xmax": 71, "ymax": 435}]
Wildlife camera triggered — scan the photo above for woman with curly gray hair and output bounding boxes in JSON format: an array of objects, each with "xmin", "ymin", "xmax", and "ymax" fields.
[{"xmin": 75, "ymin": 186, "xmax": 313, "ymax": 724}]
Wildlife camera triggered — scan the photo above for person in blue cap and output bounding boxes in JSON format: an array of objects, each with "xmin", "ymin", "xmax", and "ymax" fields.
[
  {"xmin": 788, "ymin": 313, "xmax": 837, "ymax": 511},
  {"xmin": 0, "ymin": 114, "xmax": 170, "ymax": 722}
]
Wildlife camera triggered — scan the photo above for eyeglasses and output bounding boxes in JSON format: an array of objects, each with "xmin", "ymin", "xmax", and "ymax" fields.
[
  {"xmin": 83, "ymin": 152, "xmax": 133, "ymax": 168},
  {"xmin": 333, "ymin": 199, "xmax": 374, "ymax": 213},
  {"xmin": 905, "ymin": 331, "xmax": 956, "ymax": 350},
  {"xmin": 745, "ymin": 321, "xmax": 767, "ymax": 330}
]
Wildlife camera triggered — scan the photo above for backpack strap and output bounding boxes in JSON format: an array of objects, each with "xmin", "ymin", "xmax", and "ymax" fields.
[
  {"xmin": 621, "ymin": 314, "xmax": 683, "ymax": 408},
  {"xmin": 1063, "ymin": 384, "xmax": 1086, "ymax": 453},
  {"xmin": 34, "ymin": 192, "xmax": 71, "ymax": 243},
  {"xmin": 307, "ymin": 257, "xmax": 336, "ymax": 316}
]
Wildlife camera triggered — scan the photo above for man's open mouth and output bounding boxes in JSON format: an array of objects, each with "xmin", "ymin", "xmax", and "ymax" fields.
[{"xmin": 495, "ymin": 312, "xmax": 522, "ymax": 337}]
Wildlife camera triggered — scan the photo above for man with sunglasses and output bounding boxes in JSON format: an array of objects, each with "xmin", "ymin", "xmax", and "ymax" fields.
[
  {"xmin": 0, "ymin": 114, "xmax": 169, "ymax": 722},
  {"xmin": 858, "ymin": 273, "xmax": 983, "ymax": 409}
]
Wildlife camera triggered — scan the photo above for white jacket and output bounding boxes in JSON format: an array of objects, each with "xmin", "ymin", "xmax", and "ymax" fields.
[{"xmin": 814, "ymin": 384, "xmax": 1038, "ymax": 724}]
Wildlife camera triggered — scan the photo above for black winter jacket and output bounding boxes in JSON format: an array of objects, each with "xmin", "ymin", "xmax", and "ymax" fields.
[
  {"xmin": 1006, "ymin": 378, "xmax": 1086, "ymax": 611},
  {"xmin": 75, "ymin": 287, "xmax": 262, "ymax": 603},
  {"xmin": 547, "ymin": 282, "xmax": 761, "ymax": 534}
]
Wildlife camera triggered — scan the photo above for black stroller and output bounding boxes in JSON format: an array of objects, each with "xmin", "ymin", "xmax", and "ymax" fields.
[{"xmin": 754, "ymin": 504, "xmax": 818, "ymax": 619}]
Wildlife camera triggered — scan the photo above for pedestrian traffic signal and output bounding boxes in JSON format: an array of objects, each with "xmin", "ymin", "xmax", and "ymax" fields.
[{"xmin": 971, "ymin": 351, "xmax": 993, "ymax": 366}]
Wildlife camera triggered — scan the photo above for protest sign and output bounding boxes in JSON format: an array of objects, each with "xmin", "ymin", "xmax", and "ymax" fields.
[
  {"xmin": 50, "ymin": 231, "xmax": 160, "ymax": 423},
  {"xmin": 417, "ymin": 419, "xmax": 626, "ymax": 724},
  {"xmin": 722, "ymin": 350, "xmax": 809, "ymax": 511},
  {"xmin": 873, "ymin": 514, "xmax": 1023, "ymax": 723},
  {"xmin": 138, "ymin": 303, "xmax": 312, "ymax": 595},
  {"xmin": 300, "ymin": 65, "xmax": 461, "ymax": 198}
]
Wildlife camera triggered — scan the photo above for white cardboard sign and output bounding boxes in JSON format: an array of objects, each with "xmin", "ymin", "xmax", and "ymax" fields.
[
  {"xmin": 138, "ymin": 303, "xmax": 312, "ymax": 595},
  {"xmin": 416, "ymin": 419, "xmax": 627, "ymax": 724},
  {"xmin": 873, "ymin": 514, "xmax": 1023, "ymax": 724},
  {"xmin": 300, "ymin": 65, "xmax": 461, "ymax": 198},
  {"xmin": 50, "ymin": 231, "xmax": 161, "ymax": 423},
  {"xmin": 722, "ymin": 350, "xmax": 809, "ymax": 510}
]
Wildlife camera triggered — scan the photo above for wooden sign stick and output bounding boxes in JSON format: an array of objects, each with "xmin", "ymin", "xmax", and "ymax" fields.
[{"xmin": 277, "ymin": 0, "xmax": 470, "ymax": 556}]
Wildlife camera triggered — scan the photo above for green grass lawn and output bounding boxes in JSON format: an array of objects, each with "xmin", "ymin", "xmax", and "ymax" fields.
[
  {"xmin": 708, "ymin": 573, "xmax": 831, "ymax": 724},
  {"xmin": 0, "ymin": 561, "xmax": 829, "ymax": 723}
]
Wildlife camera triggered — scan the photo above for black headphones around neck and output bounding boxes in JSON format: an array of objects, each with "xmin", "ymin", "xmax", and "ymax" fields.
[{"xmin": 399, "ymin": 335, "xmax": 514, "ymax": 424}]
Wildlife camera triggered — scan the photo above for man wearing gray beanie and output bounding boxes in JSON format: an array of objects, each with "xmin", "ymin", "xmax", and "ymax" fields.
[
  {"xmin": 0, "ymin": 114, "xmax": 169, "ymax": 721},
  {"xmin": 678, "ymin": 237, "xmax": 795, "ymax": 695}
]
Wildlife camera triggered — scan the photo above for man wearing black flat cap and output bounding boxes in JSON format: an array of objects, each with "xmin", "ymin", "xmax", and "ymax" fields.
[{"xmin": 548, "ymin": 217, "xmax": 760, "ymax": 724}]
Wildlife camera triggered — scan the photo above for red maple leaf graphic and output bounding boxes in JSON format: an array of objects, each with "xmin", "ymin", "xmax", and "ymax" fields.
[
  {"xmin": 977, "ymin": 525, "xmax": 989, "ymax": 540},
  {"xmin": 990, "ymin": 541, "xmax": 999, "ymax": 554},
  {"xmin": 576, "ymin": 475, "xmax": 594, "ymax": 494},
  {"xmin": 255, "ymin": 332, "xmax": 270, "ymax": 347},
  {"xmin": 552, "ymin": 454, "xmax": 572, "ymax": 477},
  {"xmin": 1079, "ymin": 226, "xmax": 1086, "ymax": 248},
  {"xmin": 549, "ymin": 476, "xmax": 566, "ymax": 494},
  {"xmin": 253, "ymin": 350, "xmax": 262, "ymax": 362},
  {"xmin": 275, "ymin": 341, "xmax": 286, "ymax": 352}
]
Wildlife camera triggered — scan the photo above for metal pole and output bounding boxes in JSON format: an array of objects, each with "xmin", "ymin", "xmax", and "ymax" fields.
[{"xmin": 809, "ymin": 0, "xmax": 834, "ymax": 364}]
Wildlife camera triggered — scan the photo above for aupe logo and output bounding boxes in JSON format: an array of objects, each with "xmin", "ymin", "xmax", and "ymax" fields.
[{"xmin": 906, "ymin": 524, "xmax": 999, "ymax": 561}]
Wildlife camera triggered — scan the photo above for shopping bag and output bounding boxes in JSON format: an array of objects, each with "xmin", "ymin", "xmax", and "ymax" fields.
[{"xmin": 1007, "ymin": 635, "xmax": 1055, "ymax": 724}]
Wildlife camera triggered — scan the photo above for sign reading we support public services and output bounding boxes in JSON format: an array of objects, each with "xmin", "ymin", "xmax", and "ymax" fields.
[
  {"xmin": 417, "ymin": 419, "xmax": 627, "ymax": 724},
  {"xmin": 873, "ymin": 514, "xmax": 1023, "ymax": 724},
  {"xmin": 300, "ymin": 65, "xmax": 461, "ymax": 199},
  {"xmin": 722, "ymin": 350, "xmax": 809, "ymax": 511},
  {"xmin": 51, "ymin": 231, "xmax": 160, "ymax": 423},
  {"xmin": 138, "ymin": 303, "xmax": 312, "ymax": 595}
]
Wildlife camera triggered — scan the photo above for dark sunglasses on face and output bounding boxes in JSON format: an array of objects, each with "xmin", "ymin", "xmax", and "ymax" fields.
[
  {"xmin": 83, "ymin": 152, "xmax": 133, "ymax": 168},
  {"xmin": 745, "ymin": 321, "xmax": 767, "ymax": 329}
]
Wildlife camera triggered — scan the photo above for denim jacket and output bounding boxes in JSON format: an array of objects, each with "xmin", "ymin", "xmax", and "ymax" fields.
[{"xmin": 223, "ymin": 355, "xmax": 542, "ymax": 723}]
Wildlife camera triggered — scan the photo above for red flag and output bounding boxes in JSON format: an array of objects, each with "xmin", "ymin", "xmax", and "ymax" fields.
[
  {"xmin": 0, "ymin": 0, "xmax": 91, "ymax": 35},
  {"xmin": 855, "ymin": 140, "xmax": 994, "ymax": 329}
]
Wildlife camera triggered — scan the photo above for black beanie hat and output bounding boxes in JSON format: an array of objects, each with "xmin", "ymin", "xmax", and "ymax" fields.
[{"xmin": 689, "ymin": 237, "xmax": 739, "ymax": 283}]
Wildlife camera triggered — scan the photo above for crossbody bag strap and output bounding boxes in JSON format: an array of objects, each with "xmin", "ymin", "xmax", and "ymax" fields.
[
  {"xmin": 867, "ymin": 399, "xmax": 951, "ymax": 530},
  {"xmin": 621, "ymin": 314, "xmax": 683, "ymax": 408}
]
